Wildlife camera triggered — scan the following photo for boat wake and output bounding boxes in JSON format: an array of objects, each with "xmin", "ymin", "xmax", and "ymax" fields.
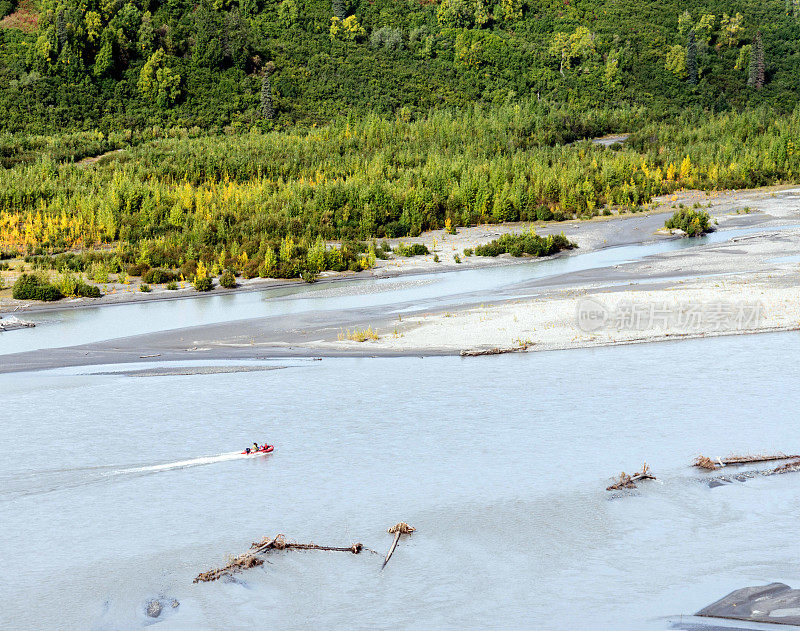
[
  {"xmin": 2, "ymin": 450, "xmax": 266, "ymax": 501},
  {"xmin": 111, "ymin": 450, "xmax": 248, "ymax": 476}
]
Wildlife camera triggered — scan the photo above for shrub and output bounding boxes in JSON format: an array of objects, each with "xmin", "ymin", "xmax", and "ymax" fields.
[
  {"xmin": 55, "ymin": 273, "xmax": 100, "ymax": 297},
  {"xmin": 74, "ymin": 281, "xmax": 102, "ymax": 298},
  {"xmin": 454, "ymin": 254, "xmax": 461, "ymax": 263},
  {"xmin": 180, "ymin": 260, "xmax": 198, "ymax": 280},
  {"xmin": 474, "ymin": 230, "xmax": 576, "ymax": 257},
  {"xmin": 12, "ymin": 274, "xmax": 64, "ymax": 301},
  {"xmin": 664, "ymin": 208, "xmax": 711, "ymax": 237},
  {"xmin": 139, "ymin": 283, "xmax": 152, "ymax": 292},
  {"xmin": 194, "ymin": 276, "xmax": 213, "ymax": 291},
  {"xmin": 166, "ymin": 281, "xmax": 178, "ymax": 290},
  {"xmin": 90, "ymin": 262, "xmax": 110, "ymax": 283},
  {"xmin": 463, "ymin": 248, "xmax": 473, "ymax": 257},
  {"xmin": 338, "ymin": 326, "xmax": 379, "ymax": 341},
  {"xmin": 127, "ymin": 262, "xmax": 151, "ymax": 277},
  {"xmin": 372, "ymin": 241, "xmax": 391, "ymax": 260},
  {"xmin": 219, "ymin": 270, "xmax": 236, "ymax": 288},
  {"xmin": 433, "ymin": 254, "xmax": 440, "ymax": 262},
  {"xmin": 395, "ymin": 242, "xmax": 430, "ymax": 257},
  {"xmin": 242, "ymin": 259, "xmax": 262, "ymax": 279},
  {"xmin": 142, "ymin": 268, "xmax": 178, "ymax": 284}
]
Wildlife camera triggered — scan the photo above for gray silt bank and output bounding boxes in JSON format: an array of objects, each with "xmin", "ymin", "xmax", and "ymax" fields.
[{"xmin": 696, "ymin": 583, "xmax": 800, "ymax": 625}]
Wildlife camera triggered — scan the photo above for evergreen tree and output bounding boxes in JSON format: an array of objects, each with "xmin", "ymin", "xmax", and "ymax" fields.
[
  {"xmin": 332, "ymin": 0, "xmax": 346, "ymax": 19},
  {"xmin": 56, "ymin": 10, "xmax": 67, "ymax": 53},
  {"xmin": 260, "ymin": 76, "xmax": 275, "ymax": 119},
  {"xmin": 748, "ymin": 30, "xmax": 765, "ymax": 89},
  {"xmin": 686, "ymin": 31, "xmax": 698, "ymax": 85}
]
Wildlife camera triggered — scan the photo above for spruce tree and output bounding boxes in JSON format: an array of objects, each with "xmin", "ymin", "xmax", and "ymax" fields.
[
  {"xmin": 686, "ymin": 31, "xmax": 698, "ymax": 85},
  {"xmin": 748, "ymin": 30, "xmax": 765, "ymax": 89},
  {"xmin": 260, "ymin": 76, "xmax": 275, "ymax": 119},
  {"xmin": 332, "ymin": 0, "xmax": 346, "ymax": 19},
  {"xmin": 56, "ymin": 10, "xmax": 68, "ymax": 53},
  {"xmin": 755, "ymin": 30, "xmax": 765, "ymax": 89}
]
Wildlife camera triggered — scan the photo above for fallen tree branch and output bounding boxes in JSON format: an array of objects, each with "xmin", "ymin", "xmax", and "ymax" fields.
[
  {"xmin": 194, "ymin": 534, "xmax": 364, "ymax": 583},
  {"xmin": 606, "ymin": 462, "xmax": 656, "ymax": 491},
  {"xmin": 382, "ymin": 522, "xmax": 415, "ymax": 570},
  {"xmin": 694, "ymin": 453, "xmax": 799, "ymax": 470}
]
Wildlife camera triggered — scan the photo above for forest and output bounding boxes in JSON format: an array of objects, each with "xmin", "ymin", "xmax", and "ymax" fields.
[
  {"xmin": 1, "ymin": 104, "xmax": 798, "ymax": 279},
  {"xmin": 0, "ymin": 0, "xmax": 799, "ymax": 131},
  {"xmin": 1, "ymin": 0, "xmax": 799, "ymax": 286}
]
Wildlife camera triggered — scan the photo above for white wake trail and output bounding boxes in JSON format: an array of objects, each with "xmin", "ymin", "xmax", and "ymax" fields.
[{"xmin": 110, "ymin": 451, "xmax": 248, "ymax": 476}]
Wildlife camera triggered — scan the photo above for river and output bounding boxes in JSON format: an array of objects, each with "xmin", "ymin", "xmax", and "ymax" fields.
[{"xmin": 3, "ymin": 330, "xmax": 800, "ymax": 630}]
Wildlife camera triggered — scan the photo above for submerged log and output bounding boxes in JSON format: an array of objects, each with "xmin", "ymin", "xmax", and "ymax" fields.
[
  {"xmin": 694, "ymin": 453, "xmax": 799, "ymax": 470},
  {"xmin": 763, "ymin": 458, "xmax": 800, "ymax": 476},
  {"xmin": 606, "ymin": 462, "xmax": 656, "ymax": 491}
]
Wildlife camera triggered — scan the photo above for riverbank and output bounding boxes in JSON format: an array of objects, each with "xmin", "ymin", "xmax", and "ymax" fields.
[
  {"xmin": 328, "ymin": 213, "xmax": 800, "ymax": 354},
  {"xmin": 2, "ymin": 185, "xmax": 799, "ymax": 373},
  {"xmin": 2, "ymin": 184, "xmax": 795, "ymax": 315}
]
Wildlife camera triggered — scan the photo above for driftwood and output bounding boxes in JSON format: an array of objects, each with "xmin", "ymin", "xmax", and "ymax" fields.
[
  {"xmin": 707, "ymin": 457, "xmax": 800, "ymax": 487},
  {"xmin": 606, "ymin": 462, "xmax": 656, "ymax": 491},
  {"xmin": 460, "ymin": 345, "xmax": 530, "ymax": 357},
  {"xmin": 763, "ymin": 458, "xmax": 800, "ymax": 476},
  {"xmin": 194, "ymin": 534, "xmax": 364, "ymax": 583},
  {"xmin": 694, "ymin": 453, "xmax": 799, "ymax": 470},
  {"xmin": 0, "ymin": 316, "xmax": 35, "ymax": 331},
  {"xmin": 382, "ymin": 523, "xmax": 416, "ymax": 570}
]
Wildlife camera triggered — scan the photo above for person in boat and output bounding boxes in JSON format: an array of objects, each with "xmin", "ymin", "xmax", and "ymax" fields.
[
  {"xmin": 253, "ymin": 442, "xmax": 259, "ymax": 452},
  {"xmin": 245, "ymin": 447, "xmax": 251, "ymax": 454}
]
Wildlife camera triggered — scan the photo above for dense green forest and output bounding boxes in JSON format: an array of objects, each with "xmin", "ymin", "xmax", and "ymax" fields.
[
  {"xmin": 0, "ymin": 0, "xmax": 799, "ymax": 131},
  {"xmin": 1, "ymin": 0, "xmax": 799, "ymax": 289},
  {"xmin": 1, "ymin": 105, "xmax": 798, "ymax": 272}
]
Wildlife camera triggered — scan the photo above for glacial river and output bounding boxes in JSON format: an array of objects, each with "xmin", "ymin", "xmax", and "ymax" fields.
[{"xmin": 3, "ymin": 331, "xmax": 800, "ymax": 630}]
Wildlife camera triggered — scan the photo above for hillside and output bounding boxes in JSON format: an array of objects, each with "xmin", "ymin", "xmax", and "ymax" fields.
[{"xmin": 0, "ymin": 0, "xmax": 799, "ymax": 132}]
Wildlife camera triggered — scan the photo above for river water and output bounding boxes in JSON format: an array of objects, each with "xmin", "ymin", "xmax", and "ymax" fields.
[{"xmin": 3, "ymin": 331, "xmax": 800, "ymax": 630}]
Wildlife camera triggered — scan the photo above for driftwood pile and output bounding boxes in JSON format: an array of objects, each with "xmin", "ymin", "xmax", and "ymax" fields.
[
  {"xmin": 194, "ymin": 523, "xmax": 415, "ymax": 583},
  {"xmin": 693, "ymin": 453, "xmax": 799, "ymax": 470},
  {"xmin": 606, "ymin": 462, "xmax": 656, "ymax": 491}
]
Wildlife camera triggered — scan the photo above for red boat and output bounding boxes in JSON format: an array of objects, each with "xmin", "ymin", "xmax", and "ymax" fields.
[{"xmin": 242, "ymin": 444, "xmax": 274, "ymax": 455}]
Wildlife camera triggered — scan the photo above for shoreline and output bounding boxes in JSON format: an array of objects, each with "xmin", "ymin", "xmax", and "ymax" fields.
[
  {"xmin": 3, "ymin": 185, "xmax": 800, "ymax": 373},
  {"xmin": 2, "ymin": 322, "xmax": 799, "ymax": 376},
  {"xmin": 4, "ymin": 184, "xmax": 795, "ymax": 316}
]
